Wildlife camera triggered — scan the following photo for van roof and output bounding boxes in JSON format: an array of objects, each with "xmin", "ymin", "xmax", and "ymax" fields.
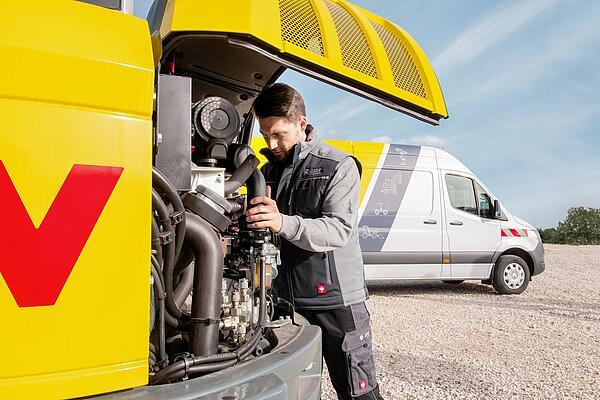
[{"xmin": 348, "ymin": 139, "xmax": 473, "ymax": 175}]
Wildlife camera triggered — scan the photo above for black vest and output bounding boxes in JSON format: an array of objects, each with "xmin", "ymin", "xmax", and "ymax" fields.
[{"xmin": 262, "ymin": 140, "xmax": 367, "ymax": 310}]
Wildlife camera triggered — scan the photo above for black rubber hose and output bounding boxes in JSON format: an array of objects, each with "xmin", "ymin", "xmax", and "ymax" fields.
[
  {"xmin": 173, "ymin": 264, "xmax": 193, "ymax": 308},
  {"xmin": 224, "ymin": 154, "xmax": 260, "ymax": 196},
  {"xmin": 188, "ymin": 359, "xmax": 237, "ymax": 375},
  {"xmin": 151, "ymin": 217, "xmax": 164, "ymax": 267},
  {"xmin": 173, "ymin": 241, "xmax": 193, "ymax": 279},
  {"xmin": 232, "ymin": 145, "xmax": 266, "ymax": 201},
  {"xmin": 151, "ymin": 255, "xmax": 168, "ymax": 366},
  {"xmin": 232, "ymin": 144, "xmax": 256, "ymax": 168},
  {"xmin": 186, "ymin": 212, "xmax": 224, "ymax": 357},
  {"xmin": 152, "ymin": 188, "xmax": 187, "ymax": 321},
  {"xmin": 152, "ymin": 167, "xmax": 186, "ymax": 259},
  {"xmin": 247, "ymin": 169, "xmax": 266, "ymax": 202}
]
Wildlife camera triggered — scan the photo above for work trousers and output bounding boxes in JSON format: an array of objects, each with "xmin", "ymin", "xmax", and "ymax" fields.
[{"xmin": 299, "ymin": 302, "xmax": 384, "ymax": 400}]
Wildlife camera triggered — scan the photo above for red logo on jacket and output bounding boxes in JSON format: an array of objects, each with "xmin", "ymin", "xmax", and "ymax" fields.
[
  {"xmin": 0, "ymin": 162, "xmax": 123, "ymax": 307},
  {"xmin": 317, "ymin": 284, "xmax": 327, "ymax": 294}
]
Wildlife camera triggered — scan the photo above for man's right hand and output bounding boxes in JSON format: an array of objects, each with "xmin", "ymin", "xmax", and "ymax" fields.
[{"xmin": 246, "ymin": 186, "xmax": 283, "ymax": 233}]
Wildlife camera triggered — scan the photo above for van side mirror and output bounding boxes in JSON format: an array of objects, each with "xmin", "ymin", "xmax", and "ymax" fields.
[{"xmin": 494, "ymin": 199, "xmax": 502, "ymax": 219}]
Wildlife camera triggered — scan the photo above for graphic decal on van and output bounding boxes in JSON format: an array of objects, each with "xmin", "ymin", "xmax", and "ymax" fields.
[{"xmin": 358, "ymin": 144, "xmax": 421, "ymax": 251}]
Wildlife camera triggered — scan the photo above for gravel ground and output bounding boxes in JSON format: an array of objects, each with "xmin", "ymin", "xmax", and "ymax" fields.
[{"xmin": 320, "ymin": 244, "xmax": 600, "ymax": 399}]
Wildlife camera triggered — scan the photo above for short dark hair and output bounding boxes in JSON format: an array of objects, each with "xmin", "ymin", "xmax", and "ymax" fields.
[{"xmin": 253, "ymin": 83, "xmax": 306, "ymax": 121}]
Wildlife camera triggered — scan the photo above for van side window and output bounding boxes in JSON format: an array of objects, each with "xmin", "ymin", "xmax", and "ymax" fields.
[
  {"xmin": 475, "ymin": 182, "xmax": 493, "ymax": 219},
  {"xmin": 445, "ymin": 174, "xmax": 477, "ymax": 215}
]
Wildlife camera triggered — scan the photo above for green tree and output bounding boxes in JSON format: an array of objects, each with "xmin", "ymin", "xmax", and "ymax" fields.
[
  {"xmin": 539, "ymin": 227, "xmax": 562, "ymax": 244},
  {"xmin": 555, "ymin": 207, "xmax": 600, "ymax": 245}
]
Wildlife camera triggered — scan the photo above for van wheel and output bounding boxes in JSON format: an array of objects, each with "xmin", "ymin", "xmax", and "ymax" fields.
[
  {"xmin": 492, "ymin": 255, "xmax": 530, "ymax": 294},
  {"xmin": 442, "ymin": 280, "xmax": 464, "ymax": 284}
]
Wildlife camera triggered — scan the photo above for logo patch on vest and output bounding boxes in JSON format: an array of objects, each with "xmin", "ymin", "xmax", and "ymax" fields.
[
  {"xmin": 304, "ymin": 167, "xmax": 323, "ymax": 176},
  {"xmin": 317, "ymin": 284, "xmax": 327, "ymax": 295},
  {"xmin": 359, "ymin": 380, "xmax": 367, "ymax": 391}
]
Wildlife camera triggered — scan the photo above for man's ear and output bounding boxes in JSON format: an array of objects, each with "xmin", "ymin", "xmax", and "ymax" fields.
[{"xmin": 298, "ymin": 115, "xmax": 307, "ymax": 135}]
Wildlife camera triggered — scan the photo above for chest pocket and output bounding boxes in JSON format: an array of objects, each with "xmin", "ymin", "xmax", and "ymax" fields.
[{"xmin": 291, "ymin": 175, "xmax": 330, "ymax": 217}]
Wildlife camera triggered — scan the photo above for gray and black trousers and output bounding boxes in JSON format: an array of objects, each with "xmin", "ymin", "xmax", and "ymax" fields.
[{"xmin": 298, "ymin": 302, "xmax": 383, "ymax": 400}]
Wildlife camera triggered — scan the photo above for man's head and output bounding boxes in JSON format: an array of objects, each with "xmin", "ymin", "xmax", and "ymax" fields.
[{"xmin": 253, "ymin": 83, "xmax": 307, "ymax": 161}]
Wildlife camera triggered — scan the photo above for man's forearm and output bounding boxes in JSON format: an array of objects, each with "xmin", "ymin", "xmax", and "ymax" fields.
[{"xmin": 279, "ymin": 213, "xmax": 353, "ymax": 252}]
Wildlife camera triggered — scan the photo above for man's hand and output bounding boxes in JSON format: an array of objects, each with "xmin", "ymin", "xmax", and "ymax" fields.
[{"xmin": 246, "ymin": 186, "xmax": 283, "ymax": 232}]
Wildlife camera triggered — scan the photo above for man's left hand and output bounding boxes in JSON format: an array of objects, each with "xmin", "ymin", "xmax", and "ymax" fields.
[{"xmin": 246, "ymin": 187, "xmax": 283, "ymax": 232}]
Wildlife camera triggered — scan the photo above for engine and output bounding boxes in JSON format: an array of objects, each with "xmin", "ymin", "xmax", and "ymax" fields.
[{"xmin": 147, "ymin": 80, "xmax": 285, "ymax": 384}]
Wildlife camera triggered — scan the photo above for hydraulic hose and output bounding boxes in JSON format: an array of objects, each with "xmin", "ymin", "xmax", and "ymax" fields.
[
  {"xmin": 152, "ymin": 188, "xmax": 187, "ymax": 321},
  {"xmin": 152, "ymin": 167, "xmax": 186, "ymax": 259},
  {"xmin": 173, "ymin": 264, "xmax": 194, "ymax": 308},
  {"xmin": 224, "ymin": 154, "xmax": 260, "ymax": 196},
  {"xmin": 151, "ymin": 217, "xmax": 164, "ymax": 267},
  {"xmin": 150, "ymin": 255, "xmax": 168, "ymax": 366}
]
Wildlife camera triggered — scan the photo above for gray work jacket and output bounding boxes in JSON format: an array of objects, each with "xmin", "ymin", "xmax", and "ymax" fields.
[{"xmin": 261, "ymin": 127, "xmax": 368, "ymax": 310}]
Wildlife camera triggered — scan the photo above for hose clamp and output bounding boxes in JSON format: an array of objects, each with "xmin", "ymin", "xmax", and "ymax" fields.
[
  {"xmin": 170, "ymin": 211, "xmax": 184, "ymax": 225},
  {"xmin": 158, "ymin": 231, "xmax": 174, "ymax": 245}
]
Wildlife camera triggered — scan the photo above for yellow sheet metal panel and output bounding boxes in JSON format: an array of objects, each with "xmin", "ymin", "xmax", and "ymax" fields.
[
  {"xmin": 161, "ymin": 0, "xmax": 447, "ymax": 123},
  {"xmin": 0, "ymin": 0, "xmax": 154, "ymax": 117},
  {"xmin": 0, "ymin": 1, "xmax": 153, "ymax": 398},
  {"xmin": 351, "ymin": 141, "xmax": 385, "ymax": 206}
]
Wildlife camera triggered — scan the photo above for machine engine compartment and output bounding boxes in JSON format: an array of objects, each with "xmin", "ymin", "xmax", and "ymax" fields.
[{"xmin": 147, "ymin": 37, "xmax": 292, "ymax": 381}]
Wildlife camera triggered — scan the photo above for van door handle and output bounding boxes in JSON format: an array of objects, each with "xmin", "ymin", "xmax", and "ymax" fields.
[
  {"xmin": 450, "ymin": 220, "xmax": 463, "ymax": 226},
  {"xmin": 423, "ymin": 219, "xmax": 437, "ymax": 225}
]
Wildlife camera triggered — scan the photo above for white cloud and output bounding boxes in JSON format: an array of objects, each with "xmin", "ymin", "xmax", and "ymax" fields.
[
  {"xmin": 465, "ymin": 11, "xmax": 600, "ymax": 101},
  {"xmin": 434, "ymin": 0, "xmax": 559, "ymax": 73},
  {"xmin": 406, "ymin": 135, "xmax": 448, "ymax": 148},
  {"xmin": 313, "ymin": 96, "xmax": 373, "ymax": 127},
  {"xmin": 370, "ymin": 135, "xmax": 392, "ymax": 143}
]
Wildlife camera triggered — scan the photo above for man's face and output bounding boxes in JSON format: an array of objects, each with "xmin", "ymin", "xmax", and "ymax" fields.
[{"xmin": 258, "ymin": 115, "xmax": 307, "ymax": 161}]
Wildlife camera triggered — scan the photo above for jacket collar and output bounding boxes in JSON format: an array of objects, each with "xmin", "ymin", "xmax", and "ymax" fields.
[{"xmin": 259, "ymin": 124, "xmax": 320, "ymax": 164}]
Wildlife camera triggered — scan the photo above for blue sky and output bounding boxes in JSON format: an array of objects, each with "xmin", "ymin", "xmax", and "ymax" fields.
[{"xmin": 134, "ymin": 0, "xmax": 600, "ymax": 228}]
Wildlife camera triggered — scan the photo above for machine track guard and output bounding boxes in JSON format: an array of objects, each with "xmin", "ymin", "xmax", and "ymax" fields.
[{"xmin": 150, "ymin": 0, "xmax": 448, "ymax": 125}]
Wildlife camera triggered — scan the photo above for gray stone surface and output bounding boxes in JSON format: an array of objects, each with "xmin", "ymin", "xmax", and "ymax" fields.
[{"xmin": 321, "ymin": 244, "xmax": 600, "ymax": 399}]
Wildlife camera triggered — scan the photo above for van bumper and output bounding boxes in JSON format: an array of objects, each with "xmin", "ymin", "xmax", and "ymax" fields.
[
  {"xmin": 530, "ymin": 241, "xmax": 545, "ymax": 276},
  {"xmin": 93, "ymin": 322, "xmax": 322, "ymax": 400}
]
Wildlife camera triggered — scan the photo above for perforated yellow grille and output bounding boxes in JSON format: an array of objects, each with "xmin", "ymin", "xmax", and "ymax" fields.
[
  {"xmin": 278, "ymin": 0, "xmax": 325, "ymax": 56},
  {"xmin": 370, "ymin": 21, "xmax": 427, "ymax": 99},
  {"xmin": 324, "ymin": 0, "xmax": 378, "ymax": 79}
]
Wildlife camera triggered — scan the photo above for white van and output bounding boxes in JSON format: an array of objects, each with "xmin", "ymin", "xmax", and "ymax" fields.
[{"xmin": 352, "ymin": 142, "xmax": 545, "ymax": 294}]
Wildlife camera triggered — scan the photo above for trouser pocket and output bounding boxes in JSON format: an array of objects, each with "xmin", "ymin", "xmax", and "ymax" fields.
[{"xmin": 342, "ymin": 324, "xmax": 377, "ymax": 396}]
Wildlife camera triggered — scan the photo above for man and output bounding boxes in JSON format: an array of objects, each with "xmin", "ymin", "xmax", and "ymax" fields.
[{"xmin": 246, "ymin": 83, "xmax": 384, "ymax": 400}]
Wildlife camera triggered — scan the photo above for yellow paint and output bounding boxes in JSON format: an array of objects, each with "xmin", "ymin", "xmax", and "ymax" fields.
[
  {"xmin": 161, "ymin": 0, "xmax": 447, "ymax": 120},
  {"xmin": 0, "ymin": 1, "xmax": 153, "ymax": 398},
  {"xmin": 351, "ymin": 142, "xmax": 385, "ymax": 206}
]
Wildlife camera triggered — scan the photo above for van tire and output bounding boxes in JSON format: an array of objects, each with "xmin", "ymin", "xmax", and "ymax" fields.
[
  {"xmin": 492, "ymin": 255, "xmax": 530, "ymax": 294},
  {"xmin": 442, "ymin": 280, "xmax": 464, "ymax": 285}
]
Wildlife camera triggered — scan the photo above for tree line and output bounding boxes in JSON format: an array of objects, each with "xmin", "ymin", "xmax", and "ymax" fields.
[{"xmin": 538, "ymin": 207, "xmax": 600, "ymax": 245}]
